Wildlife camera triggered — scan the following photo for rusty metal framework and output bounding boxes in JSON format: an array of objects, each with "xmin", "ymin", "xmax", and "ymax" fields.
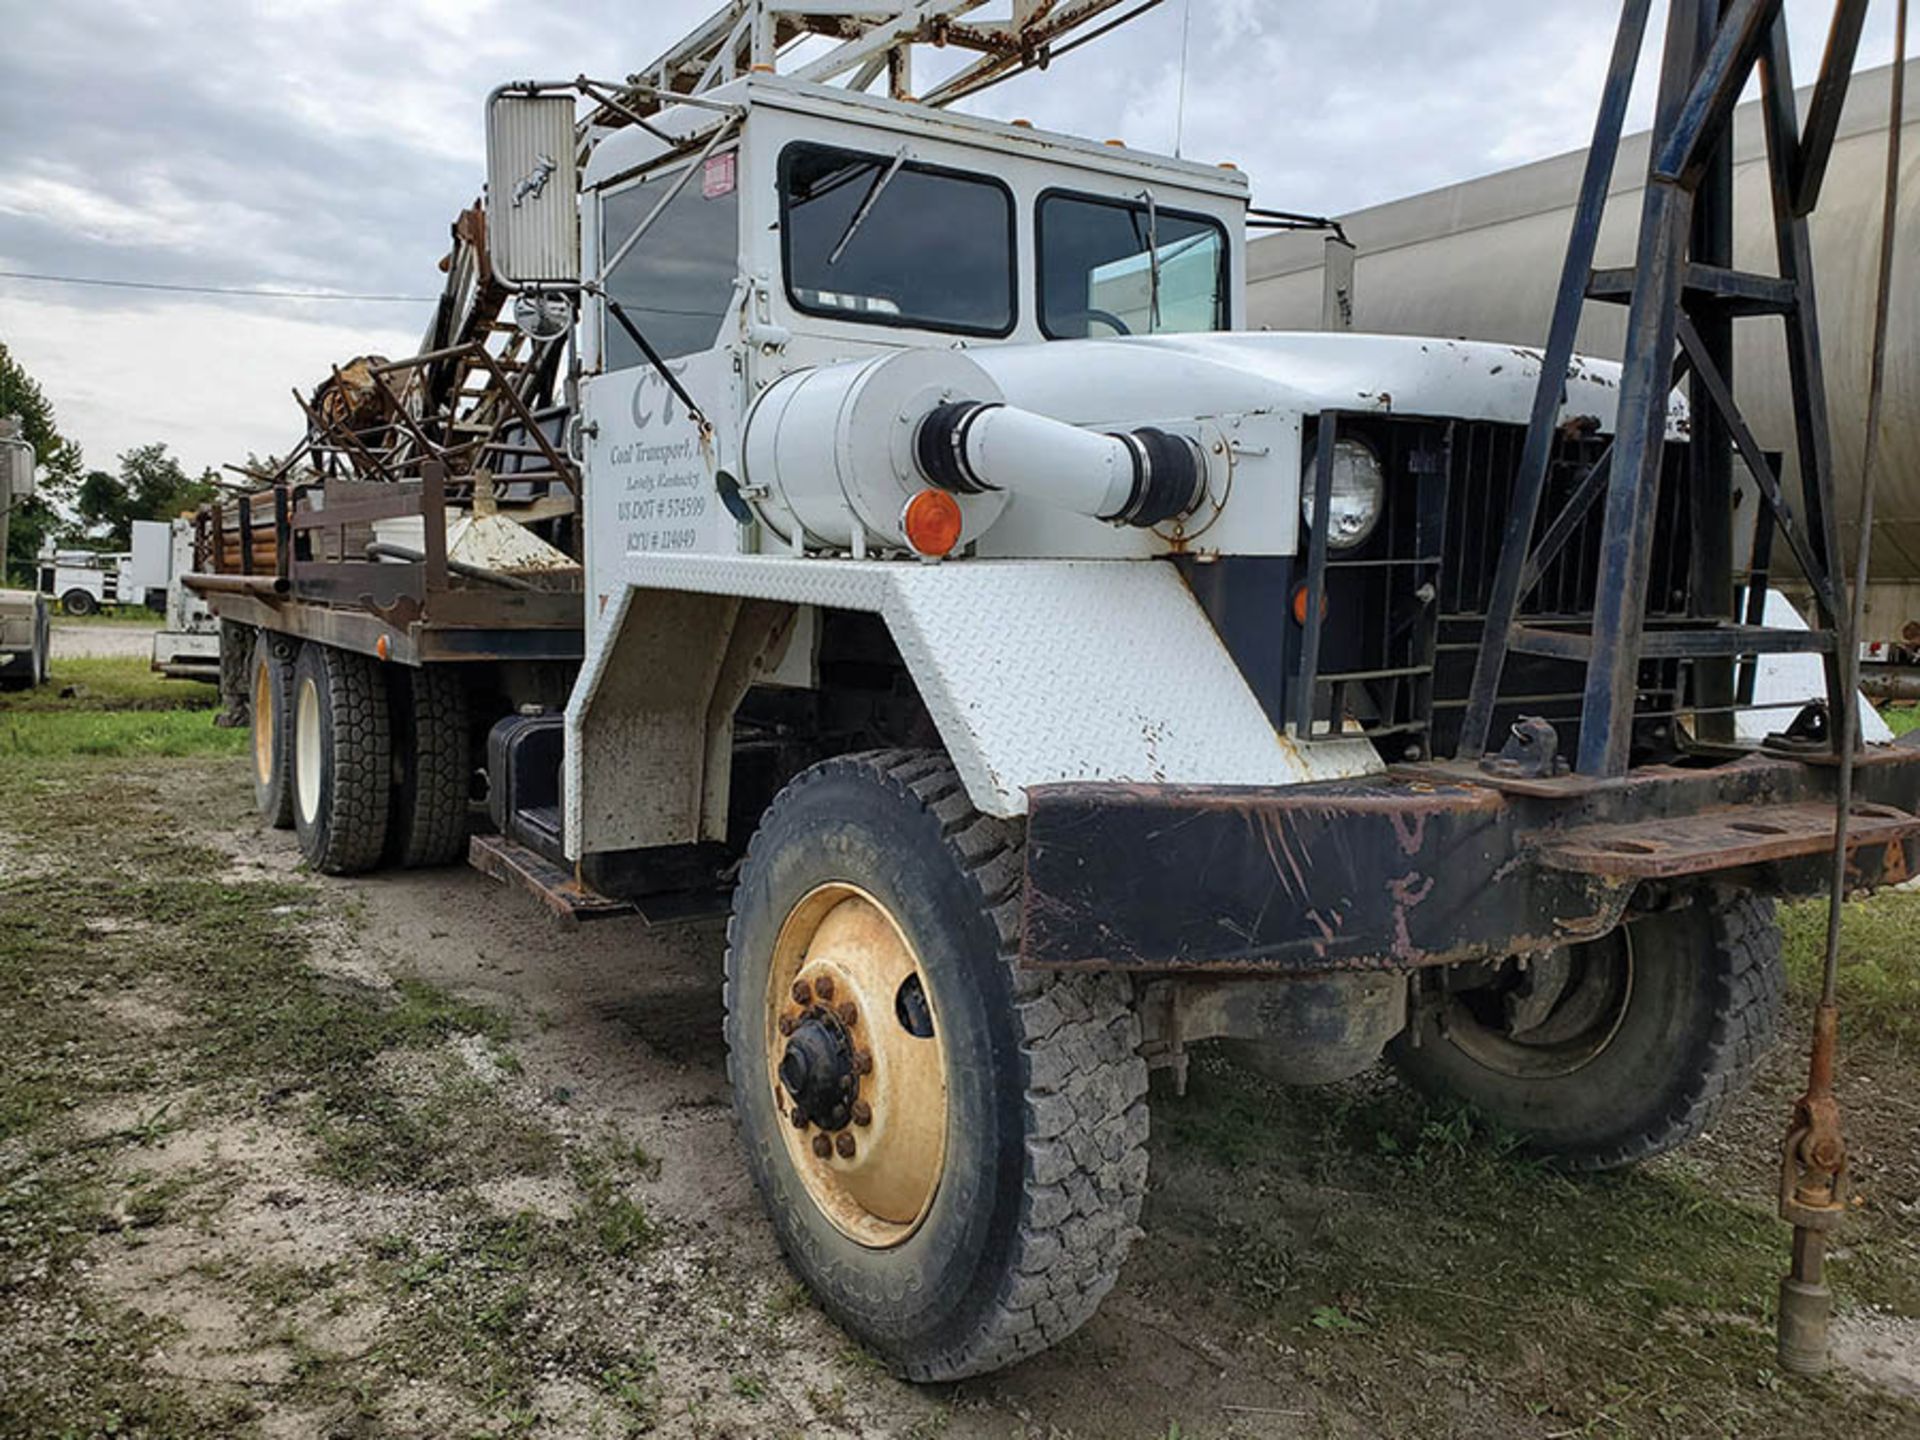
[
  {"xmin": 1458, "ymin": 0, "xmax": 1875, "ymax": 779},
  {"xmin": 189, "ymin": 197, "xmax": 583, "ymax": 659},
  {"xmin": 590, "ymin": 0, "xmax": 1160, "ymax": 127},
  {"xmin": 232, "ymin": 203, "xmax": 576, "ymax": 507}
]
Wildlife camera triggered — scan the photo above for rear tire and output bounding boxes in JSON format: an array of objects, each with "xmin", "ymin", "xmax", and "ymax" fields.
[
  {"xmin": 60, "ymin": 588, "xmax": 96, "ymax": 618},
  {"xmin": 248, "ymin": 631, "xmax": 295, "ymax": 829},
  {"xmin": 1387, "ymin": 893, "xmax": 1784, "ymax": 1170},
  {"xmin": 290, "ymin": 643, "xmax": 392, "ymax": 875},
  {"xmin": 725, "ymin": 750, "xmax": 1149, "ymax": 1381},
  {"xmin": 386, "ymin": 664, "xmax": 472, "ymax": 868}
]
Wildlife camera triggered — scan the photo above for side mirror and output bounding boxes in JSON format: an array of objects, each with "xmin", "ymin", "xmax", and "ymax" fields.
[{"xmin": 485, "ymin": 89, "xmax": 581, "ymax": 287}]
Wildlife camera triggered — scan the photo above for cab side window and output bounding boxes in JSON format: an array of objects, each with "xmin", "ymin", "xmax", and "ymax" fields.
[{"xmin": 601, "ymin": 157, "xmax": 741, "ymax": 368}]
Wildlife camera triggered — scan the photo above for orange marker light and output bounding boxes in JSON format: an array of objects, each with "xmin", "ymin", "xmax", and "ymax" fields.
[
  {"xmin": 902, "ymin": 489, "xmax": 964, "ymax": 559},
  {"xmin": 375, "ymin": 633, "xmax": 391, "ymax": 661},
  {"xmin": 1292, "ymin": 583, "xmax": 1328, "ymax": 627}
]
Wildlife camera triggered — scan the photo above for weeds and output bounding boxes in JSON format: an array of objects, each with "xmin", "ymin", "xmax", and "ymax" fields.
[
  {"xmin": 1161, "ymin": 1051, "xmax": 1920, "ymax": 1438},
  {"xmin": 1781, "ymin": 890, "xmax": 1920, "ymax": 1047}
]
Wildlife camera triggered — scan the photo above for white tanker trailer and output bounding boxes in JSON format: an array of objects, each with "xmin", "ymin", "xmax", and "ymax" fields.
[{"xmin": 1250, "ymin": 59, "xmax": 1919, "ymax": 650}]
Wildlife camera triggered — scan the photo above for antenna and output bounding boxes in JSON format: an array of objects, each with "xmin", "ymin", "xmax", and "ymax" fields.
[{"xmin": 1174, "ymin": 0, "xmax": 1192, "ymax": 157}]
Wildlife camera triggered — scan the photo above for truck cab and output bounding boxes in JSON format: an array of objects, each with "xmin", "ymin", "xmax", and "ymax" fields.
[{"xmin": 572, "ymin": 73, "xmax": 1251, "ymax": 615}]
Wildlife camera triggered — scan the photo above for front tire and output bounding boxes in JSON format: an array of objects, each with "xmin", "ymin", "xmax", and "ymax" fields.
[
  {"xmin": 290, "ymin": 643, "xmax": 392, "ymax": 875},
  {"xmin": 1388, "ymin": 893, "xmax": 1784, "ymax": 1170},
  {"xmin": 725, "ymin": 750, "xmax": 1149, "ymax": 1381}
]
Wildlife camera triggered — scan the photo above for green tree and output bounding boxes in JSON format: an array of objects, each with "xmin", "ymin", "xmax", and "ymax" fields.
[
  {"xmin": 73, "ymin": 443, "xmax": 218, "ymax": 548},
  {"xmin": 0, "ymin": 341, "xmax": 84, "ymax": 583}
]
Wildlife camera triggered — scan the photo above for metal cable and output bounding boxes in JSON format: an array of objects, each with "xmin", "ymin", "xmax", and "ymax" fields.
[{"xmin": 1822, "ymin": 0, "xmax": 1907, "ymax": 1007}]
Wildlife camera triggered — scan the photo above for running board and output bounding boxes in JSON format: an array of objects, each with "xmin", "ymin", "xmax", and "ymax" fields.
[
  {"xmin": 467, "ymin": 834, "xmax": 734, "ymax": 927},
  {"xmin": 1533, "ymin": 802, "xmax": 1920, "ymax": 880},
  {"xmin": 469, "ymin": 834, "xmax": 636, "ymax": 925}
]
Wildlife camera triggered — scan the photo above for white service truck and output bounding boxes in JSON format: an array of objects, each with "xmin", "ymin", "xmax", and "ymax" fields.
[
  {"xmin": 193, "ymin": 0, "xmax": 1920, "ymax": 1380},
  {"xmin": 36, "ymin": 520, "xmax": 170, "ymax": 617}
]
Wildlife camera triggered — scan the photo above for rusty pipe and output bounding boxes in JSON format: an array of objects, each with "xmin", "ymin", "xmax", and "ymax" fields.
[
  {"xmin": 183, "ymin": 572, "xmax": 289, "ymax": 598},
  {"xmin": 1858, "ymin": 665, "xmax": 1920, "ymax": 703}
]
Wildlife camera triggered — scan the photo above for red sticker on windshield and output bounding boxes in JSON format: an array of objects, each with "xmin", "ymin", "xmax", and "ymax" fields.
[{"xmin": 703, "ymin": 152, "xmax": 736, "ymax": 199}]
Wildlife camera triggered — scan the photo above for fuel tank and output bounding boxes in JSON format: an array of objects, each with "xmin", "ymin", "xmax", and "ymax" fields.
[{"xmin": 1248, "ymin": 60, "xmax": 1917, "ymax": 637}]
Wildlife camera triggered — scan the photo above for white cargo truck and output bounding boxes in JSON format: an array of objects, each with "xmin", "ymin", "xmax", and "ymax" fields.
[{"xmin": 194, "ymin": 1, "xmax": 1920, "ymax": 1381}]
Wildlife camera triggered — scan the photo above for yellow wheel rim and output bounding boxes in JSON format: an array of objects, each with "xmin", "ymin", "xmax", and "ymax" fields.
[
  {"xmin": 765, "ymin": 883, "xmax": 948, "ymax": 1249},
  {"xmin": 252, "ymin": 658, "xmax": 274, "ymax": 788}
]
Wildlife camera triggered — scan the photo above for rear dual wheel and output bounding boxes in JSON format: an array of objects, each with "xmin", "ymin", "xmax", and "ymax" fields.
[
  {"xmin": 291, "ymin": 642, "xmax": 392, "ymax": 875},
  {"xmin": 726, "ymin": 751, "xmax": 1150, "ymax": 1381},
  {"xmin": 253, "ymin": 638, "xmax": 471, "ymax": 870},
  {"xmin": 249, "ymin": 631, "xmax": 296, "ymax": 829},
  {"xmin": 385, "ymin": 663, "xmax": 471, "ymax": 869}
]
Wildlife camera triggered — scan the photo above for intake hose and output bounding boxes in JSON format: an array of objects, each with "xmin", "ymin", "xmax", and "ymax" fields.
[{"xmin": 914, "ymin": 400, "xmax": 1207, "ymax": 528}]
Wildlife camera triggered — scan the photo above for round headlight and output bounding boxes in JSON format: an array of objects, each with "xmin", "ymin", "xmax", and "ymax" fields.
[{"xmin": 1301, "ymin": 438, "xmax": 1385, "ymax": 551}]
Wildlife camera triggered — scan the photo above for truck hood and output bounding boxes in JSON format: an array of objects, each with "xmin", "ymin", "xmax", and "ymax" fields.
[{"xmin": 968, "ymin": 330, "xmax": 1637, "ymax": 434}]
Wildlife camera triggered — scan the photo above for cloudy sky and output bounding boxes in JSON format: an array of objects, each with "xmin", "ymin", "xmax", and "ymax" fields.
[{"xmin": 0, "ymin": 1, "xmax": 1907, "ymax": 478}]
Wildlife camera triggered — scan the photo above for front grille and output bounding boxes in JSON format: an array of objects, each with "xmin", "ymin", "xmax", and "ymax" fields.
[
  {"xmin": 1439, "ymin": 422, "xmax": 1692, "ymax": 625},
  {"xmin": 1293, "ymin": 415, "xmax": 1693, "ymax": 764}
]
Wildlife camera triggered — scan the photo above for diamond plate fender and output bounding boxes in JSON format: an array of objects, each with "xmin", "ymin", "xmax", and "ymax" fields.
[{"xmin": 564, "ymin": 554, "xmax": 1381, "ymax": 856}]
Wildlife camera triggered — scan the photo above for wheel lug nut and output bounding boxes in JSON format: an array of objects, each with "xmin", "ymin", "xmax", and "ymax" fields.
[
  {"xmin": 839, "ymin": 1075, "xmax": 854, "ymax": 1093},
  {"xmin": 778, "ymin": 1014, "xmax": 796, "ymax": 1037},
  {"xmin": 791, "ymin": 980, "xmax": 812, "ymax": 1005},
  {"xmin": 814, "ymin": 975, "xmax": 835, "ymax": 1001},
  {"xmin": 853, "ymin": 1049, "xmax": 872, "ymax": 1075},
  {"xmin": 835, "ymin": 1133, "xmax": 856, "ymax": 1159},
  {"xmin": 790, "ymin": 1106, "xmax": 809, "ymax": 1128},
  {"xmin": 835, "ymin": 1001, "xmax": 858, "ymax": 1027},
  {"xmin": 852, "ymin": 1101, "xmax": 872, "ymax": 1126},
  {"xmin": 811, "ymin": 1133, "xmax": 832, "ymax": 1159}
]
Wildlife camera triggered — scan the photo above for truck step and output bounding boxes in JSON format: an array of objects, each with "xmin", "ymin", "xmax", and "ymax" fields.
[
  {"xmin": 467, "ymin": 834, "xmax": 735, "ymax": 927},
  {"xmin": 1534, "ymin": 800, "xmax": 1920, "ymax": 879},
  {"xmin": 468, "ymin": 833, "xmax": 636, "ymax": 925}
]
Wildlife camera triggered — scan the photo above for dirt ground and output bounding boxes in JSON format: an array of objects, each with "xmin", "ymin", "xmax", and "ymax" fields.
[{"xmin": 4, "ymin": 732, "xmax": 1919, "ymax": 1439}]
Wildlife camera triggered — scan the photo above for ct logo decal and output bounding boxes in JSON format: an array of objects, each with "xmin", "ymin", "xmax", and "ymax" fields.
[{"xmin": 631, "ymin": 364, "xmax": 689, "ymax": 431}]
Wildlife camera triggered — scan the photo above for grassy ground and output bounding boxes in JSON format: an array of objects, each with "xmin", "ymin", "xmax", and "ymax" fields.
[
  {"xmin": 1882, "ymin": 705, "xmax": 1920, "ymax": 739},
  {"xmin": 0, "ymin": 656, "xmax": 243, "ymax": 759},
  {"xmin": 0, "ymin": 760, "xmax": 665, "ymax": 1436},
  {"xmin": 53, "ymin": 608, "xmax": 171, "ymax": 627},
  {"xmin": 1, "ymin": 670, "xmax": 1915, "ymax": 1437}
]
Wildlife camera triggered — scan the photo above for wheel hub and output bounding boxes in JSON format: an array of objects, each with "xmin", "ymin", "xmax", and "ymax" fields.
[
  {"xmin": 1443, "ymin": 931, "xmax": 1635, "ymax": 1079},
  {"xmin": 765, "ymin": 884, "xmax": 947, "ymax": 1249},
  {"xmin": 778, "ymin": 1010, "xmax": 856, "ymax": 1130}
]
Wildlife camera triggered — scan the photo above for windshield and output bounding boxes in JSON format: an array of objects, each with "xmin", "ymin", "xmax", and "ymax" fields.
[
  {"xmin": 1038, "ymin": 192, "xmax": 1228, "ymax": 339},
  {"xmin": 781, "ymin": 142, "xmax": 1015, "ymax": 336}
]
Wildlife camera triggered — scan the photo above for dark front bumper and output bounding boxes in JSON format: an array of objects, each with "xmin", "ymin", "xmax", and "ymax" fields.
[{"xmin": 1019, "ymin": 748, "xmax": 1920, "ymax": 973}]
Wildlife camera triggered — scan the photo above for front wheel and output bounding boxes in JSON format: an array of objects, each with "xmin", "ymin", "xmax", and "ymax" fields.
[
  {"xmin": 1387, "ymin": 893, "xmax": 1784, "ymax": 1170},
  {"xmin": 725, "ymin": 750, "xmax": 1149, "ymax": 1381}
]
